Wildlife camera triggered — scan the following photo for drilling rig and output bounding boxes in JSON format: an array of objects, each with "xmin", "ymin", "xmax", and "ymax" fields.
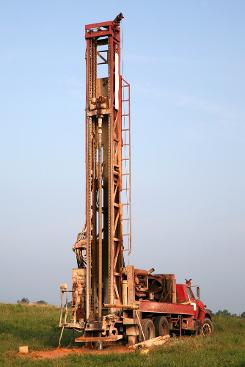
[{"xmin": 59, "ymin": 14, "xmax": 213, "ymax": 346}]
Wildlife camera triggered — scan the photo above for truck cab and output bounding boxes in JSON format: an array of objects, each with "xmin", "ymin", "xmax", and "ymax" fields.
[{"xmin": 176, "ymin": 280, "xmax": 213, "ymax": 335}]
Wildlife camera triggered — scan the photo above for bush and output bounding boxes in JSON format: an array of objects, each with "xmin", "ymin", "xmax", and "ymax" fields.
[
  {"xmin": 17, "ymin": 297, "xmax": 30, "ymax": 304},
  {"xmin": 216, "ymin": 309, "xmax": 231, "ymax": 316},
  {"xmin": 36, "ymin": 300, "xmax": 48, "ymax": 305}
]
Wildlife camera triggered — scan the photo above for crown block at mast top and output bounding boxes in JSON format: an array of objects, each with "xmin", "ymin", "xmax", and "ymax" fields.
[{"xmin": 84, "ymin": 13, "xmax": 124, "ymax": 39}]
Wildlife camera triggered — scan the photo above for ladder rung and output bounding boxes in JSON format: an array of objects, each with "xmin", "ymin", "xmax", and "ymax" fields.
[
  {"xmin": 122, "ymin": 99, "xmax": 129, "ymax": 102},
  {"xmin": 123, "ymin": 144, "xmax": 130, "ymax": 146},
  {"xmin": 121, "ymin": 218, "xmax": 130, "ymax": 221},
  {"xmin": 121, "ymin": 188, "xmax": 129, "ymax": 191},
  {"xmin": 122, "ymin": 158, "xmax": 129, "ymax": 161},
  {"xmin": 122, "ymin": 173, "xmax": 130, "ymax": 176},
  {"xmin": 123, "ymin": 233, "xmax": 130, "ymax": 236},
  {"xmin": 122, "ymin": 114, "xmax": 129, "ymax": 117},
  {"xmin": 122, "ymin": 129, "xmax": 130, "ymax": 131},
  {"xmin": 122, "ymin": 203, "xmax": 129, "ymax": 206}
]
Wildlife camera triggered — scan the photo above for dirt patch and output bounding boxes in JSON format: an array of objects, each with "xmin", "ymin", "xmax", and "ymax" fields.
[{"xmin": 19, "ymin": 345, "xmax": 133, "ymax": 360}]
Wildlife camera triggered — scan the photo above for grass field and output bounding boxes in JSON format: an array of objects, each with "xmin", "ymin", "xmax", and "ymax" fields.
[{"xmin": 0, "ymin": 303, "xmax": 244, "ymax": 367}]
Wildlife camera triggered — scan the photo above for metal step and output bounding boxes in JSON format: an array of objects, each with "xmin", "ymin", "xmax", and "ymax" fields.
[{"xmin": 75, "ymin": 335, "xmax": 123, "ymax": 343}]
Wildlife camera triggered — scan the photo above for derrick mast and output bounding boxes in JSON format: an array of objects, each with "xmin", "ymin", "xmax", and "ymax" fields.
[
  {"xmin": 71, "ymin": 13, "xmax": 132, "ymax": 328},
  {"xmin": 85, "ymin": 12, "xmax": 124, "ymax": 321}
]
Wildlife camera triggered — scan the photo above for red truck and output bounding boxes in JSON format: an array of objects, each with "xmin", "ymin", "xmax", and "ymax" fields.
[
  {"xmin": 133, "ymin": 274, "xmax": 213, "ymax": 343},
  {"xmin": 60, "ymin": 267, "xmax": 213, "ymax": 345}
]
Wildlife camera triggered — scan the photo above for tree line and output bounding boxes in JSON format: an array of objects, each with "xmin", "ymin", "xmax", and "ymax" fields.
[
  {"xmin": 215, "ymin": 309, "xmax": 245, "ymax": 318},
  {"xmin": 17, "ymin": 297, "xmax": 47, "ymax": 305}
]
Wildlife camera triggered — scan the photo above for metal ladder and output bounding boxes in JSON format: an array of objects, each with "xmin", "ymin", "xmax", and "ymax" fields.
[{"xmin": 121, "ymin": 78, "xmax": 132, "ymax": 254}]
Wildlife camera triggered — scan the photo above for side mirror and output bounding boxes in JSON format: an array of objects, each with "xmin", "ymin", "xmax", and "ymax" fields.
[{"xmin": 196, "ymin": 286, "xmax": 200, "ymax": 299}]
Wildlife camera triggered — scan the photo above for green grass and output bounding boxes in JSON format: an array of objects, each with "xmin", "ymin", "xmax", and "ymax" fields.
[{"xmin": 0, "ymin": 303, "xmax": 245, "ymax": 366}]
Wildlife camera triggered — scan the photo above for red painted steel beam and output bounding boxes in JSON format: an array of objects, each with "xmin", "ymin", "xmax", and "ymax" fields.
[
  {"xmin": 85, "ymin": 21, "xmax": 114, "ymax": 30},
  {"xmin": 139, "ymin": 300, "xmax": 195, "ymax": 316},
  {"xmin": 85, "ymin": 30, "xmax": 113, "ymax": 39}
]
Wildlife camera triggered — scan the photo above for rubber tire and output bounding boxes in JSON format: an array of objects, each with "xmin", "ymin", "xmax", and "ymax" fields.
[
  {"xmin": 154, "ymin": 316, "xmax": 169, "ymax": 336},
  {"xmin": 201, "ymin": 318, "xmax": 213, "ymax": 335},
  {"xmin": 140, "ymin": 318, "xmax": 155, "ymax": 341}
]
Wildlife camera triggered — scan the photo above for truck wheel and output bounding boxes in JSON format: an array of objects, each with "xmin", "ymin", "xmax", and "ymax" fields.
[
  {"xmin": 154, "ymin": 316, "xmax": 169, "ymax": 336},
  {"xmin": 201, "ymin": 318, "xmax": 213, "ymax": 335},
  {"xmin": 140, "ymin": 319, "xmax": 155, "ymax": 341}
]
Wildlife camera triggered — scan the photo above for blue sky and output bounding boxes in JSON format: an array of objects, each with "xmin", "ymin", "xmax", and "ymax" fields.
[{"xmin": 0, "ymin": 1, "xmax": 245, "ymax": 313}]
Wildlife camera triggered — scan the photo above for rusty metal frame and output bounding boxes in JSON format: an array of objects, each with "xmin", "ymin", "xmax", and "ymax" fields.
[{"xmin": 84, "ymin": 15, "xmax": 124, "ymax": 324}]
